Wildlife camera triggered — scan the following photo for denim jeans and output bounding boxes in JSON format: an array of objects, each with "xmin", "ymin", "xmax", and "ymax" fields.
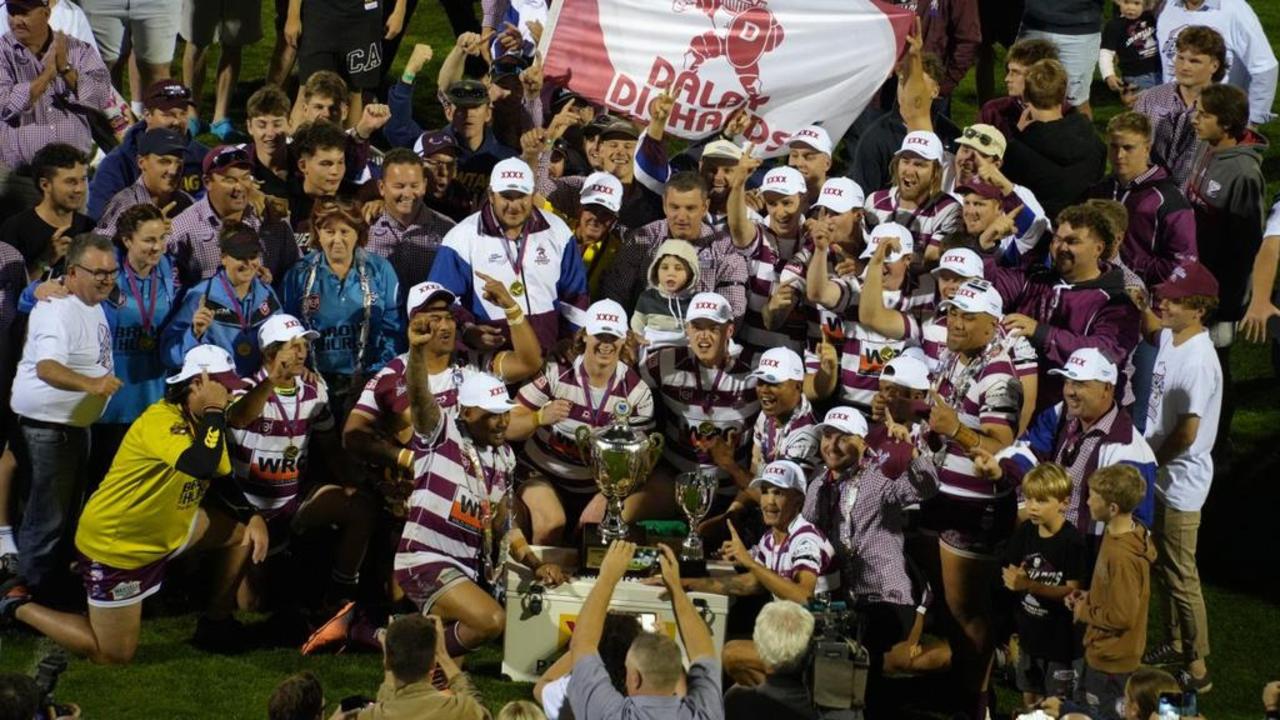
[{"xmin": 15, "ymin": 422, "xmax": 90, "ymax": 593}]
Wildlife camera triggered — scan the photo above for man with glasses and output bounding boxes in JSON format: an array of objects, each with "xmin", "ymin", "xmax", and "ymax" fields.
[
  {"xmin": 87, "ymin": 79, "xmax": 210, "ymax": 221},
  {"xmin": 416, "ymin": 130, "xmax": 473, "ymax": 222},
  {"xmin": 9, "ymin": 233, "xmax": 121, "ymax": 602}
]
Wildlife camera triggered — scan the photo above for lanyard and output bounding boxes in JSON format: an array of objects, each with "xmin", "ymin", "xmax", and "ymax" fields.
[
  {"xmin": 578, "ymin": 363, "xmax": 619, "ymax": 427},
  {"xmin": 124, "ymin": 262, "xmax": 159, "ymax": 333},
  {"xmin": 500, "ymin": 217, "xmax": 532, "ymax": 280},
  {"xmin": 268, "ymin": 383, "xmax": 303, "ymax": 436},
  {"xmin": 692, "ymin": 362, "xmax": 725, "ymax": 417},
  {"xmin": 215, "ymin": 273, "xmax": 250, "ymax": 332}
]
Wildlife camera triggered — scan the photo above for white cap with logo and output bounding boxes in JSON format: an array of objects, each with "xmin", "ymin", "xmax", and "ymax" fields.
[
  {"xmin": 788, "ymin": 125, "xmax": 833, "ymax": 156},
  {"xmin": 933, "ymin": 248, "xmax": 985, "ymax": 280},
  {"xmin": 258, "ymin": 313, "xmax": 320, "ymax": 348},
  {"xmin": 940, "ymin": 279, "xmax": 1004, "ymax": 319},
  {"xmin": 167, "ymin": 344, "xmax": 238, "ymax": 385},
  {"xmin": 701, "ymin": 139, "xmax": 744, "ymax": 161},
  {"xmin": 813, "ymin": 177, "xmax": 865, "ymax": 214},
  {"xmin": 751, "ymin": 347, "xmax": 805, "ymax": 384},
  {"xmin": 760, "ymin": 166, "xmax": 806, "ymax": 196},
  {"xmin": 406, "ymin": 281, "xmax": 457, "ymax": 317},
  {"xmin": 880, "ymin": 355, "xmax": 931, "ymax": 391},
  {"xmin": 860, "ymin": 222, "xmax": 915, "ymax": 262},
  {"xmin": 748, "ymin": 459, "xmax": 809, "ymax": 493},
  {"xmin": 458, "ymin": 373, "xmax": 518, "ymax": 413},
  {"xmin": 584, "ymin": 299, "xmax": 628, "ymax": 338},
  {"xmin": 1048, "ymin": 348, "xmax": 1119, "ymax": 385},
  {"xmin": 685, "ymin": 292, "xmax": 734, "ymax": 324},
  {"xmin": 489, "ymin": 157, "xmax": 535, "ymax": 195},
  {"xmin": 580, "ymin": 171, "xmax": 623, "ymax": 214},
  {"xmin": 818, "ymin": 406, "xmax": 869, "ymax": 437},
  {"xmin": 896, "ymin": 131, "xmax": 944, "ymax": 162}
]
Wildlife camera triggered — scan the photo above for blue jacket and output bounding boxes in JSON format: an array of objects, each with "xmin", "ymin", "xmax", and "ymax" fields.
[
  {"xmin": 87, "ymin": 122, "xmax": 209, "ymax": 220},
  {"xmin": 161, "ymin": 270, "xmax": 281, "ymax": 376},
  {"xmin": 100, "ymin": 252, "xmax": 184, "ymax": 424},
  {"xmin": 282, "ymin": 248, "xmax": 401, "ymax": 377}
]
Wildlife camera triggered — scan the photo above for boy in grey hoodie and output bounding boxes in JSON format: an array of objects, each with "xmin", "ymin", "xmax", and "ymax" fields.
[{"xmin": 630, "ymin": 239, "xmax": 700, "ymax": 349}]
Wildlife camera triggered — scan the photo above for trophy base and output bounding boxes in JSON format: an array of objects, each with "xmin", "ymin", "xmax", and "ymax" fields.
[
  {"xmin": 580, "ymin": 524, "xmax": 656, "ymax": 575},
  {"xmin": 677, "ymin": 557, "xmax": 709, "ymax": 578}
]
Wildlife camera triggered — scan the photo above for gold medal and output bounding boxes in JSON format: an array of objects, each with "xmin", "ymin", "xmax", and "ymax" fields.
[
  {"xmin": 509, "ymin": 280, "xmax": 525, "ymax": 297},
  {"xmin": 236, "ymin": 341, "xmax": 253, "ymax": 357},
  {"xmin": 283, "ymin": 445, "xmax": 300, "ymax": 460},
  {"xmin": 697, "ymin": 420, "xmax": 718, "ymax": 437},
  {"xmin": 138, "ymin": 334, "xmax": 155, "ymax": 351}
]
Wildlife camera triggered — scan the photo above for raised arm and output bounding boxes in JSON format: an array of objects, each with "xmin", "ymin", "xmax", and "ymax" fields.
[
  {"xmin": 899, "ymin": 21, "xmax": 933, "ymax": 134},
  {"xmin": 805, "ymin": 223, "xmax": 844, "ymax": 308},
  {"xmin": 858, "ymin": 236, "xmax": 910, "ymax": 338},
  {"xmin": 570, "ymin": 541, "xmax": 635, "ymax": 661},
  {"xmin": 405, "ymin": 315, "xmax": 443, "ymax": 437},
  {"xmin": 656, "ymin": 544, "xmax": 716, "ymax": 662},
  {"xmin": 727, "ymin": 149, "xmax": 762, "ymax": 250}
]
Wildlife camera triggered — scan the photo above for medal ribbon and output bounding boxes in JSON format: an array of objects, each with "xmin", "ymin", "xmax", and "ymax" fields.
[
  {"xmin": 578, "ymin": 363, "xmax": 619, "ymax": 427},
  {"xmin": 498, "ymin": 214, "xmax": 532, "ymax": 284},
  {"xmin": 216, "ymin": 272, "xmax": 251, "ymax": 333},
  {"xmin": 693, "ymin": 362, "xmax": 725, "ymax": 418},
  {"xmin": 268, "ymin": 381, "xmax": 304, "ymax": 438},
  {"xmin": 124, "ymin": 262, "xmax": 159, "ymax": 334}
]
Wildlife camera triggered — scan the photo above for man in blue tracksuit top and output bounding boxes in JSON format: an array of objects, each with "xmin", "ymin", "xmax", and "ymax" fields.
[{"xmin": 87, "ymin": 80, "xmax": 210, "ymax": 220}]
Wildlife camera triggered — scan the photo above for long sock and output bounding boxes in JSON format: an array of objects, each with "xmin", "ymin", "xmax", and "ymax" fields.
[
  {"xmin": 0, "ymin": 526, "xmax": 16, "ymax": 556},
  {"xmin": 444, "ymin": 620, "xmax": 471, "ymax": 657}
]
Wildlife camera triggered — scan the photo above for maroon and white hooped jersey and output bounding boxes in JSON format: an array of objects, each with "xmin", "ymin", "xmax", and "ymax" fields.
[
  {"xmin": 352, "ymin": 352, "xmax": 488, "ymax": 420},
  {"xmin": 750, "ymin": 514, "xmax": 840, "ymax": 597},
  {"xmin": 737, "ymin": 224, "xmax": 807, "ymax": 364},
  {"xmin": 932, "ymin": 345, "xmax": 1022, "ymax": 499}
]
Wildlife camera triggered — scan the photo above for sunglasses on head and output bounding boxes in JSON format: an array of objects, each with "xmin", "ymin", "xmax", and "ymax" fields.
[
  {"xmin": 963, "ymin": 127, "xmax": 995, "ymax": 147},
  {"xmin": 157, "ymin": 85, "xmax": 191, "ymax": 99},
  {"xmin": 450, "ymin": 85, "xmax": 490, "ymax": 102}
]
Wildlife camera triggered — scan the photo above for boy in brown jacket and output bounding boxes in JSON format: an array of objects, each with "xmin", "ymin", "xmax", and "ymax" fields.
[{"xmin": 1064, "ymin": 464, "xmax": 1158, "ymax": 720}]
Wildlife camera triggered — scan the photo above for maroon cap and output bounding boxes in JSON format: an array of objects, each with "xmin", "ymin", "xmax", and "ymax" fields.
[
  {"xmin": 414, "ymin": 130, "xmax": 461, "ymax": 159},
  {"xmin": 1155, "ymin": 262, "xmax": 1220, "ymax": 301},
  {"xmin": 202, "ymin": 144, "xmax": 251, "ymax": 177},
  {"xmin": 143, "ymin": 80, "xmax": 194, "ymax": 112},
  {"xmin": 956, "ymin": 181, "xmax": 1004, "ymax": 201}
]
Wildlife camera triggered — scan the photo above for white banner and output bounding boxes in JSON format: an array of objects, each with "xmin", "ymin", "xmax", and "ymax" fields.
[{"xmin": 541, "ymin": 0, "xmax": 913, "ymax": 155}]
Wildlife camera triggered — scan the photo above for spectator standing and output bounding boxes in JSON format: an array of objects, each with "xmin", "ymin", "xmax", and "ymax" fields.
[
  {"xmin": 785, "ymin": 126, "xmax": 833, "ymax": 208},
  {"xmin": 1131, "ymin": 262, "xmax": 1222, "ymax": 693},
  {"xmin": 8, "ymin": 234, "xmax": 120, "ymax": 599},
  {"xmin": 1134, "ymin": 25, "xmax": 1227, "ymax": 189},
  {"xmin": 416, "ymin": 130, "xmax": 475, "ymax": 223},
  {"xmin": 0, "ymin": 241, "xmax": 24, "ymax": 572},
  {"xmin": 568, "ymin": 541, "xmax": 723, "ymax": 720},
  {"xmin": 246, "ymin": 86, "xmax": 294, "ymax": 202},
  {"xmin": 1100, "ymin": 0, "xmax": 1163, "ymax": 104},
  {"xmin": 1018, "ymin": 0, "xmax": 1105, "ymax": 115},
  {"xmin": 1183, "ymin": 83, "xmax": 1266, "ymax": 461},
  {"xmin": 87, "ymin": 79, "xmax": 209, "ymax": 220},
  {"xmin": 1155, "ymin": 0, "xmax": 1278, "ymax": 126},
  {"xmin": 1066, "ymin": 464, "xmax": 1157, "ymax": 720},
  {"xmin": 287, "ymin": 121, "xmax": 360, "ymax": 229},
  {"xmin": 180, "ymin": 0, "xmax": 263, "ymax": 141},
  {"xmin": 78, "ymin": 0, "xmax": 178, "ymax": 106},
  {"xmin": 979, "ymin": 38, "xmax": 1062, "ymax": 138},
  {"xmin": 0, "ymin": 144, "xmax": 94, "ymax": 280},
  {"xmin": 723, "ymin": 600, "xmax": 819, "ymax": 720},
  {"xmin": 366, "ymin": 148, "xmax": 457, "ymax": 303},
  {"xmin": 1001, "ymin": 59, "xmax": 1107, "ymax": 221},
  {"xmin": 94, "ymin": 128, "xmax": 195, "ymax": 238}
]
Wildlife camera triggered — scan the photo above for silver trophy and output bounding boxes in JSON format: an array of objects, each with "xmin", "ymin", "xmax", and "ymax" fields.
[
  {"xmin": 574, "ymin": 402, "xmax": 664, "ymax": 544},
  {"xmin": 675, "ymin": 471, "xmax": 717, "ymax": 561}
]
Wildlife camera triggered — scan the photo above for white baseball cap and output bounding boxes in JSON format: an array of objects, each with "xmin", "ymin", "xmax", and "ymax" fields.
[
  {"xmin": 748, "ymin": 459, "xmax": 808, "ymax": 493},
  {"xmin": 685, "ymin": 292, "xmax": 733, "ymax": 324},
  {"xmin": 489, "ymin": 157, "xmax": 535, "ymax": 195},
  {"xmin": 406, "ymin": 281, "xmax": 457, "ymax": 317},
  {"xmin": 932, "ymin": 248, "xmax": 985, "ymax": 280},
  {"xmin": 788, "ymin": 125, "xmax": 832, "ymax": 156},
  {"xmin": 860, "ymin": 222, "xmax": 915, "ymax": 262},
  {"xmin": 813, "ymin": 177, "xmax": 865, "ymax": 214},
  {"xmin": 880, "ymin": 355, "xmax": 931, "ymax": 391},
  {"xmin": 580, "ymin": 171, "xmax": 623, "ymax": 214},
  {"xmin": 457, "ymin": 373, "xmax": 517, "ymax": 413},
  {"xmin": 1048, "ymin": 348, "xmax": 1118, "ymax": 385},
  {"xmin": 760, "ymin": 166, "xmax": 806, "ymax": 197},
  {"xmin": 940, "ymin": 279, "xmax": 1004, "ymax": 319},
  {"xmin": 751, "ymin": 347, "xmax": 805, "ymax": 384},
  {"xmin": 167, "ymin": 344, "xmax": 239, "ymax": 385},
  {"xmin": 584, "ymin": 299, "xmax": 628, "ymax": 338},
  {"xmin": 896, "ymin": 131, "xmax": 944, "ymax": 162},
  {"xmin": 701, "ymin": 139, "xmax": 743, "ymax": 162},
  {"xmin": 818, "ymin": 406, "xmax": 869, "ymax": 437},
  {"xmin": 258, "ymin": 313, "xmax": 319, "ymax": 349}
]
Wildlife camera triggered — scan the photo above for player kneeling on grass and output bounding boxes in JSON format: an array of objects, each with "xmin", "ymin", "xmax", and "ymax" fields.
[
  {"xmin": 305, "ymin": 313, "xmax": 565, "ymax": 656},
  {"xmin": 657, "ymin": 459, "xmax": 839, "ymax": 687},
  {"xmin": 0, "ymin": 346, "xmax": 270, "ymax": 664}
]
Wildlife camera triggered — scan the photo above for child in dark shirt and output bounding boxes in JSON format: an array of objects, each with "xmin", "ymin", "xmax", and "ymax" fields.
[
  {"xmin": 1100, "ymin": 0, "xmax": 1162, "ymax": 105},
  {"xmin": 1002, "ymin": 463, "xmax": 1088, "ymax": 711}
]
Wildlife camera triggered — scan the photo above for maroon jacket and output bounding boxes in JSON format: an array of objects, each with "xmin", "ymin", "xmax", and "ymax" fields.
[
  {"xmin": 889, "ymin": 0, "xmax": 982, "ymax": 96},
  {"xmin": 1088, "ymin": 166, "xmax": 1197, "ymax": 287}
]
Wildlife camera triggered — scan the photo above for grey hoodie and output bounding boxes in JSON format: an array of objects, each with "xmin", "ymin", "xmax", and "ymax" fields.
[
  {"xmin": 630, "ymin": 239, "xmax": 701, "ymax": 339},
  {"xmin": 1186, "ymin": 130, "xmax": 1268, "ymax": 321}
]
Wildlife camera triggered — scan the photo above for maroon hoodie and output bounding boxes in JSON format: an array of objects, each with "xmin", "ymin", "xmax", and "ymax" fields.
[{"xmin": 1088, "ymin": 165, "xmax": 1197, "ymax": 287}]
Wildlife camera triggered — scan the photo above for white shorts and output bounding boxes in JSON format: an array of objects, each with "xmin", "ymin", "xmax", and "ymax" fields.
[{"xmin": 80, "ymin": 0, "xmax": 181, "ymax": 65}]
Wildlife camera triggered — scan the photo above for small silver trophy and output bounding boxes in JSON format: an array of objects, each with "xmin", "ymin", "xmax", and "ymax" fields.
[
  {"xmin": 574, "ymin": 402, "xmax": 664, "ymax": 545},
  {"xmin": 675, "ymin": 471, "xmax": 717, "ymax": 561}
]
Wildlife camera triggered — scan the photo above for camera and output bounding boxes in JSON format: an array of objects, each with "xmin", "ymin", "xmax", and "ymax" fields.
[
  {"xmin": 806, "ymin": 598, "xmax": 869, "ymax": 712},
  {"xmin": 33, "ymin": 650, "xmax": 77, "ymax": 720},
  {"xmin": 1157, "ymin": 690, "xmax": 1198, "ymax": 719}
]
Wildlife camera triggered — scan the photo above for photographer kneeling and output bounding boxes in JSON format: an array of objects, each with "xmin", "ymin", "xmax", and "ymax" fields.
[{"xmin": 724, "ymin": 600, "xmax": 819, "ymax": 720}]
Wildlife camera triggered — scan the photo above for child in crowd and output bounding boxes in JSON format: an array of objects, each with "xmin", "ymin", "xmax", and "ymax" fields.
[
  {"xmin": 629, "ymin": 239, "xmax": 699, "ymax": 350},
  {"xmin": 1066, "ymin": 464, "xmax": 1157, "ymax": 720},
  {"xmin": 1002, "ymin": 463, "xmax": 1087, "ymax": 710},
  {"xmin": 1100, "ymin": 0, "xmax": 1162, "ymax": 105}
]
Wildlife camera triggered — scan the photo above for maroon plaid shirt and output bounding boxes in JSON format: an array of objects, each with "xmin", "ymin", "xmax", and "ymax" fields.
[
  {"xmin": 602, "ymin": 219, "xmax": 749, "ymax": 320},
  {"xmin": 366, "ymin": 204, "xmax": 457, "ymax": 294},
  {"xmin": 1134, "ymin": 82, "xmax": 1201, "ymax": 189},
  {"xmin": 167, "ymin": 197, "xmax": 297, "ymax": 287}
]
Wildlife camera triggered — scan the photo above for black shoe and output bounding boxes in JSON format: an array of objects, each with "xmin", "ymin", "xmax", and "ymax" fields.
[
  {"xmin": 191, "ymin": 615, "xmax": 249, "ymax": 654},
  {"xmin": 0, "ymin": 576, "xmax": 31, "ymax": 623},
  {"xmin": 1142, "ymin": 641, "xmax": 1181, "ymax": 666},
  {"xmin": 1177, "ymin": 668, "xmax": 1213, "ymax": 694}
]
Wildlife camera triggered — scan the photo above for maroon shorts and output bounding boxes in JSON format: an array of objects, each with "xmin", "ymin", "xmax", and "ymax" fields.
[
  {"xmin": 919, "ymin": 491, "xmax": 1017, "ymax": 558},
  {"xmin": 80, "ymin": 553, "xmax": 170, "ymax": 608}
]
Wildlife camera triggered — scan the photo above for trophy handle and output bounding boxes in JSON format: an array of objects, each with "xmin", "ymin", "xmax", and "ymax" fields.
[{"xmin": 574, "ymin": 425, "xmax": 594, "ymax": 462}]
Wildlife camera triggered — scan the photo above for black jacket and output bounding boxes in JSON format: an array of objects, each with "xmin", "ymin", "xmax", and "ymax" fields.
[{"xmin": 1003, "ymin": 113, "xmax": 1106, "ymax": 221}]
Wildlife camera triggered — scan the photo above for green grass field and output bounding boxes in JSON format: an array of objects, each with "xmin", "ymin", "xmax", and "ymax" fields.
[{"xmin": 2, "ymin": 2, "xmax": 1280, "ymax": 717}]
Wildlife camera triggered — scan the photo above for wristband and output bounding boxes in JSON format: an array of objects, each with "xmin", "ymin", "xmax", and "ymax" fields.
[
  {"xmin": 508, "ymin": 313, "xmax": 526, "ymax": 327},
  {"xmin": 535, "ymin": 408, "xmax": 545, "ymax": 426},
  {"xmin": 504, "ymin": 305, "xmax": 524, "ymax": 320},
  {"xmin": 397, "ymin": 447, "xmax": 413, "ymax": 470},
  {"xmin": 401, "ymin": 71, "xmax": 416, "ymax": 85}
]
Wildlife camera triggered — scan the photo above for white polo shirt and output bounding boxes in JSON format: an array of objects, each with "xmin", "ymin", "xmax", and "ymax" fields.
[{"xmin": 11, "ymin": 294, "xmax": 113, "ymax": 427}]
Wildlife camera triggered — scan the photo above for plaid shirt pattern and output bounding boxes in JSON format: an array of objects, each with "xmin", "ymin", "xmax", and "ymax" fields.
[
  {"xmin": 94, "ymin": 178, "xmax": 193, "ymax": 238},
  {"xmin": 603, "ymin": 219, "xmax": 749, "ymax": 319},
  {"xmin": 1134, "ymin": 82, "xmax": 1201, "ymax": 189},
  {"xmin": 366, "ymin": 204, "xmax": 457, "ymax": 294},
  {"xmin": 167, "ymin": 198, "xmax": 297, "ymax": 287},
  {"xmin": 0, "ymin": 32, "xmax": 113, "ymax": 168}
]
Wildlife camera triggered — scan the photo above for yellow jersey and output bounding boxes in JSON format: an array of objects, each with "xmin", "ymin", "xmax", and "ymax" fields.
[{"xmin": 76, "ymin": 400, "xmax": 231, "ymax": 569}]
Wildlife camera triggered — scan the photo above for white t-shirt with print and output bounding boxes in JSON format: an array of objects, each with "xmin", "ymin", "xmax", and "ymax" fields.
[
  {"xmin": 1145, "ymin": 329, "xmax": 1222, "ymax": 511},
  {"xmin": 11, "ymin": 294, "xmax": 113, "ymax": 426}
]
